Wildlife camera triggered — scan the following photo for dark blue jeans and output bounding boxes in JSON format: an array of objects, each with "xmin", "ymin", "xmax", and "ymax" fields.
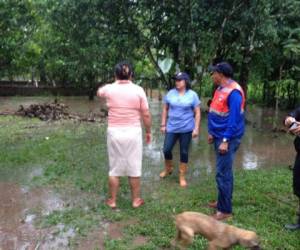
[
  {"xmin": 214, "ymin": 137, "xmax": 241, "ymax": 213},
  {"xmin": 163, "ymin": 132, "xmax": 192, "ymax": 163},
  {"xmin": 293, "ymin": 137, "xmax": 300, "ymax": 198}
]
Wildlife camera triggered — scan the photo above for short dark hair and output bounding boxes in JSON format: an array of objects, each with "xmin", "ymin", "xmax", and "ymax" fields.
[{"xmin": 114, "ymin": 61, "xmax": 134, "ymax": 80}]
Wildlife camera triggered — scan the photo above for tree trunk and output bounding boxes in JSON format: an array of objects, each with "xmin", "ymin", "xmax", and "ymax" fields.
[
  {"xmin": 239, "ymin": 52, "xmax": 250, "ymax": 99},
  {"xmin": 239, "ymin": 22, "xmax": 257, "ymax": 101},
  {"xmin": 262, "ymin": 81, "xmax": 267, "ymax": 103},
  {"xmin": 145, "ymin": 46, "xmax": 169, "ymax": 89},
  {"xmin": 213, "ymin": 2, "xmax": 243, "ymax": 62},
  {"xmin": 88, "ymin": 88, "xmax": 95, "ymax": 101},
  {"xmin": 39, "ymin": 58, "xmax": 47, "ymax": 84},
  {"xmin": 87, "ymin": 74, "xmax": 96, "ymax": 101},
  {"xmin": 295, "ymin": 80, "xmax": 299, "ymax": 107},
  {"xmin": 273, "ymin": 65, "xmax": 283, "ymax": 129}
]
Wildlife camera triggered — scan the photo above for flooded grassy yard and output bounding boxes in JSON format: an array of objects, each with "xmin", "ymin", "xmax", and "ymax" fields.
[{"xmin": 0, "ymin": 96, "xmax": 299, "ymax": 249}]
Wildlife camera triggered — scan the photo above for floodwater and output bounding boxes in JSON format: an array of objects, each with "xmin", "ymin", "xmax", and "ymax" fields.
[
  {"xmin": 0, "ymin": 96, "xmax": 297, "ymax": 249},
  {"xmin": 0, "ymin": 182, "xmax": 69, "ymax": 250},
  {"xmin": 142, "ymin": 99, "xmax": 295, "ymax": 186},
  {"xmin": 0, "ymin": 96, "xmax": 295, "ymax": 171}
]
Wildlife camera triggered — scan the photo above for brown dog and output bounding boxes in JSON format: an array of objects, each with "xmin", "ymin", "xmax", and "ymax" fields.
[{"xmin": 175, "ymin": 212, "xmax": 261, "ymax": 250}]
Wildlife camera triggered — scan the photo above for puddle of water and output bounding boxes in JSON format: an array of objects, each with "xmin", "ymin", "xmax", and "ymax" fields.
[
  {"xmin": 0, "ymin": 182, "xmax": 39, "ymax": 250},
  {"xmin": 76, "ymin": 219, "xmax": 139, "ymax": 250},
  {"xmin": 0, "ymin": 163, "xmax": 44, "ymax": 185},
  {"xmin": 40, "ymin": 224, "xmax": 76, "ymax": 250},
  {"xmin": 109, "ymin": 219, "xmax": 138, "ymax": 238},
  {"xmin": 0, "ymin": 162, "xmax": 104, "ymax": 250},
  {"xmin": 0, "ymin": 179, "xmax": 96, "ymax": 250},
  {"xmin": 24, "ymin": 214, "xmax": 36, "ymax": 224},
  {"xmin": 76, "ymin": 228, "xmax": 105, "ymax": 250},
  {"xmin": 145, "ymin": 99, "xmax": 295, "ymax": 173},
  {"xmin": 0, "ymin": 180, "xmax": 106, "ymax": 250},
  {"xmin": 132, "ymin": 235, "xmax": 149, "ymax": 247},
  {"xmin": 108, "ymin": 222, "xmax": 123, "ymax": 240}
]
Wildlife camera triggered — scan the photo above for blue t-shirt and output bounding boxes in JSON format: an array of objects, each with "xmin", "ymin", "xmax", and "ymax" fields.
[{"xmin": 164, "ymin": 88, "xmax": 201, "ymax": 133}]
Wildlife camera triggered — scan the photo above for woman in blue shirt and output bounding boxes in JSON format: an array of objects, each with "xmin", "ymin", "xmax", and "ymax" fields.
[{"xmin": 159, "ymin": 72, "xmax": 201, "ymax": 187}]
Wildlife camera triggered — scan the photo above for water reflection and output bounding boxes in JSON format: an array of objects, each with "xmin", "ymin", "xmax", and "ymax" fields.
[
  {"xmin": 242, "ymin": 152, "xmax": 258, "ymax": 170},
  {"xmin": 144, "ymin": 98, "xmax": 295, "ymax": 175},
  {"xmin": 0, "ymin": 96, "xmax": 296, "ymax": 173}
]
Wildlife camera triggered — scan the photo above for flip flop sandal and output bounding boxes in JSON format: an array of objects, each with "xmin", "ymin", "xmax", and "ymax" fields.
[
  {"xmin": 105, "ymin": 198, "xmax": 117, "ymax": 209},
  {"xmin": 132, "ymin": 198, "xmax": 145, "ymax": 208}
]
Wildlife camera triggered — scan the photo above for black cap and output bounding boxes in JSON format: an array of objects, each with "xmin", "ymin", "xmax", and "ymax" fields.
[
  {"xmin": 208, "ymin": 62, "xmax": 233, "ymax": 78},
  {"xmin": 173, "ymin": 72, "xmax": 190, "ymax": 83}
]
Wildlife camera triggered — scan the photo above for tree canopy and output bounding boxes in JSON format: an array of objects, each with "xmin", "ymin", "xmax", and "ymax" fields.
[{"xmin": 0, "ymin": 0, "xmax": 299, "ymax": 106}]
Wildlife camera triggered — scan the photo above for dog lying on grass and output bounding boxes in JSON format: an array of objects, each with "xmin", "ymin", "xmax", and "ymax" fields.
[{"xmin": 175, "ymin": 211, "xmax": 261, "ymax": 250}]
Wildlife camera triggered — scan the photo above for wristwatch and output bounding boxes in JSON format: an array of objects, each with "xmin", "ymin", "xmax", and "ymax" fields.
[{"xmin": 222, "ymin": 138, "xmax": 228, "ymax": 143}]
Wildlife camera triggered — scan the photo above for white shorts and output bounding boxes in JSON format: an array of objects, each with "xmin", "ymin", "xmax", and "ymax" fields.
[{"xmin": 107, "ymin": 126, "xmax": 142, "ymax": 177}]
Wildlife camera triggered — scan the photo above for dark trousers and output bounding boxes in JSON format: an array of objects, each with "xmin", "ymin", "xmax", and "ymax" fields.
[
  {"xmin": 213, "ymin": 137, "xmax": 241, "ymax": 213},
  {"xmin": 293, "ymin": 153, "xmax": 300, "ymax": 199},
  {"xmin": 293, "ymin": 137, "xmax": 300, "ymax": 199},
  {"xmin": 163, "ymin": 132, "xmax": 192, "ymax": 163}
]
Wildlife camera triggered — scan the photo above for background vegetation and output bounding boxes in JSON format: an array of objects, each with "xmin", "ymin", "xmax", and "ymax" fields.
[{"xmin": 1, "ymin": 0, "xmax": 299, "ymax": 106}]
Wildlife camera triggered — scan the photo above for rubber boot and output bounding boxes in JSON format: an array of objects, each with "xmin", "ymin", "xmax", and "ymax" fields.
[
  {"xmin": 285, "ymin": 200, "xmax": 300, "ymax": 230},
  {"xmin": 179, "ymin": 163, "xmax": 188, "ymax": 188},
  {"xmin": 285, "ymin": 214, "xmax": 300, "ymax": 230},
  {"xmin": 159, "ymin": 160, "xmax": 173, "ymax": 178}
]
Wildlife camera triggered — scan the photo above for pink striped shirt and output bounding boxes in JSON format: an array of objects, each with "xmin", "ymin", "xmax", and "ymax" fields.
[{"xmin": 97, "ymin": 80, "xmax": 149, "ymax": 127}]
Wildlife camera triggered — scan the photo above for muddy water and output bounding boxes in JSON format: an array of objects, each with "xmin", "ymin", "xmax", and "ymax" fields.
[
  {"xmin": 145, "ymin": 99, "xmax": 295, "ymax": 172},
  {"xmin": 0, "ymin": 96, "xmax": 295, "ymax": 171},
  {"xmin": 0, "ymin": 179, "xmax": 143, "ymax": 250},
  {"xmin": 0, "ymin": 177, "xmax": 105, "ymax": 250},
  {"xmin": 0, "ymin": 96, "xmax": 297, "ymax": 249},
  {"xmin": 0, "ymin": 182, "xmax": 67, "ymax": 250}
]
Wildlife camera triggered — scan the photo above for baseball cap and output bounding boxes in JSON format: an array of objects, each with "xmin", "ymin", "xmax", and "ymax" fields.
[
  {"xmin": 208, "ymin": 62, "xmax": 233, "ymax": 77},
  {"xmin": 173, "ymin": 72, "xmax": 190, "ymax": 83}
]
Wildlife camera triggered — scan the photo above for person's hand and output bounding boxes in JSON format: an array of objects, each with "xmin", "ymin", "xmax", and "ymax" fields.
[
  {"xmin": 145, "ymin": 132, "xmax": 151, "ymax": 144},
  {"xmin": 285, "ymin": 116, "xmax": 296, "ymax": 127},
  {"xmin": 208, "ymin": 134, "xmax": 214, "ymax": 144},
  {"xmin": 218, "ymin": 142, "xmax": 229, "ymax": 154},
  {"xmin": 192, "ymin": 129, "xmax": 199, "ymax": 138},
  {"xmin": 290, "ymin": 121, "xmax": 300, "ymax": 136},
  {"xmin": 160, "ymin": 125, "xmax": 166, "ymax": 134}
]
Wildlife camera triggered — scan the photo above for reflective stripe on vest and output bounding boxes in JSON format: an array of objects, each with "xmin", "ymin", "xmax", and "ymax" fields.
[{"xmin": 209, "ymin": 81, "xmax": 245, "ymax": 117}]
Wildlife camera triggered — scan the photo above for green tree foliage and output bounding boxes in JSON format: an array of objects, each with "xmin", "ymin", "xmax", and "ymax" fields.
[
  {"xmin": 0, "ymin": 0, "xmax": 299, "ymax": 106},
  {"xmin": 0, "ymin": 0, "xmax": 38, "ymax": 79}
]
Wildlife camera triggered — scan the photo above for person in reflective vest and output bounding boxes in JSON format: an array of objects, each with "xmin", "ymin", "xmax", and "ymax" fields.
[{"xmin": 207, "ymin": 62, "xmax": 245, "ymax": 221}]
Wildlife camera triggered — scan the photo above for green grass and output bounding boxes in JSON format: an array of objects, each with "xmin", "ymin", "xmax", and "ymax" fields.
[{"xmin": 0, "ymin": 116, "xmax": 299, "ymax": 249}]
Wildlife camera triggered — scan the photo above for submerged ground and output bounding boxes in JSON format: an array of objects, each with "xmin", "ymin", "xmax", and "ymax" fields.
[{"xmin": 0, "ymin": 97, "xmax": 299, "ymax": 249}]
